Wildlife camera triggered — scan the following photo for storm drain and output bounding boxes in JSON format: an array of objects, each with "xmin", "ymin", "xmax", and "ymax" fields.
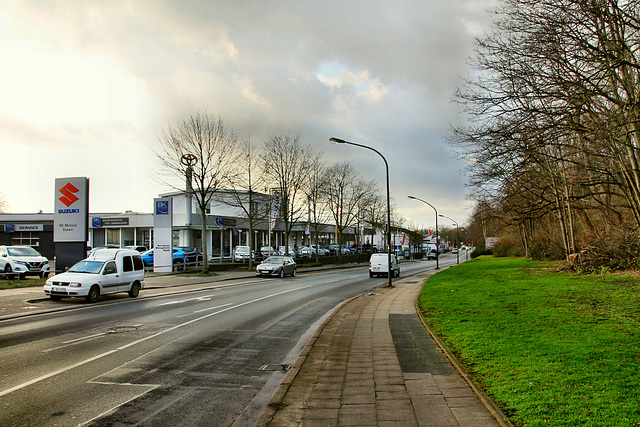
[{"xmin": 259, "ymin": 364, "xmax": 291, "ymax": 372}]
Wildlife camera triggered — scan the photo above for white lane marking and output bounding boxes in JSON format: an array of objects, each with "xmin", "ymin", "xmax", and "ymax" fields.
[
  {"xmin": 1, "ymin": 285, "xmax": 312, "ymax": 398},
  {"xmin": 157, "ymin": 295, "xmax": 215, "ymax": 306},
  {"xmin": 43, "ymin": 333, "xmax": 108, "ymax": 352},
  {"xmin": 177, "ymin": 303, "xmax": 233, "ymax": 317}
]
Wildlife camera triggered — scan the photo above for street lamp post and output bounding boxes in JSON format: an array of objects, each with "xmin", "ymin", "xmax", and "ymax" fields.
[
  {"xmin": 439, "ymin": 214, "xmax": 460, "ymax": 264},
  {"xmin": 330, "ymin": 137, "xmax": 393, "ymax": 287},
  {"xmin": 407, "ymin": 195, "xmax": 439, "ymax": 269}
]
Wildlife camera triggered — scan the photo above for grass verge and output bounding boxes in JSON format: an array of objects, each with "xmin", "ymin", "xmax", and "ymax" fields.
[{"xmin": 418, "ymin": 256, "xmax": 640, "ymax": 426}]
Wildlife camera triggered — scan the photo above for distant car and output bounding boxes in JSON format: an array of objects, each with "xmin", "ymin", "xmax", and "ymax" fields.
[
  {"xmin": 310, "ymin": 245, "xmax": 328, "ymax": 256},
  {"xmin": 260, "ymin": 246, "xmax": 277, "ymax": 258},
  {"xmin": 140, "ymin": 247, "xmax": 189, "ymax": 268},
  {"xmin": 322, "ymin": 245, "xmax": 337, "ymax": 255},
  {"xmin": 278, "ymin": 246, "xmax": 297, "ymax": 257},
  {"xmin": 124, "ymin": 245, "xmax": 148, "ymax": 253},
  {"xmin": 452, "ymin": 248, "xmax": 458, "ymax": 254},
  {"xmin": 232, "ymin": 246, "xmax": 254, "ymax": 262},
  {"xmin": 0, "ymin": 245, "xmax": 50, "ymax": 279},
  {"xmin": 255, "ymin": 256, "xmax": 297, "ymax": 278},
  {"xmin": 175, "ymin": 246, "xmax": 203, "ymax": 263},
  {"xmin": 427, "ymin": 249, "xmax": 437, "ymax": 260},
  {"xmin": 298, "ymin": 246, "xmax": 313, "ymax": 258},
  {"xmin": 44, "ymin": 248, "xmax": 144, "ymax": 303},
  {"xmin": 369, "ymin": 253, "xmax": 400, "ymax": 278}
]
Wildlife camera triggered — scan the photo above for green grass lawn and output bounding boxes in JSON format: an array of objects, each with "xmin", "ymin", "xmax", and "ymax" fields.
[{"xmin": 418, "ymin": 257, "xmax": 640, "ymax": 426}]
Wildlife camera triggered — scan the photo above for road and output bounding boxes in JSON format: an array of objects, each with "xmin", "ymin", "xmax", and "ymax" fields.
[{"xmin": 0, "ymin": 258, "xmax": 454, "ymax": 426}]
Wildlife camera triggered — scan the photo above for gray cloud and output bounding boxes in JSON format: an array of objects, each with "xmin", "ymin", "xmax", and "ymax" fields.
[{"xmin": 0, "ymin": 0, "xmax": 495, "ymax": 226}]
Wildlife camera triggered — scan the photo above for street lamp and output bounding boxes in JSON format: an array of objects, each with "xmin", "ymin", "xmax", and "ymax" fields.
[
  {"xmin": 439, "ymin": 214, "xmax": 460, "ymax": 264},
  {"xmin": 407, "ymin": 195, "xmax": 439, "ymax": 269},
  {"xmin": 330, "ymin": 137, "xmax": 393, "ymax": 287}
]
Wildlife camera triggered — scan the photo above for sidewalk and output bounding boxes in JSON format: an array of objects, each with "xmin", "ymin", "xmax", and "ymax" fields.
[
  {"xmin": 256, "ymin": 270, "xmax": 509, "ymax": 426},
  {"xmin": 0, "ymin": 263, "xmax": 510, "ymax": 426}
]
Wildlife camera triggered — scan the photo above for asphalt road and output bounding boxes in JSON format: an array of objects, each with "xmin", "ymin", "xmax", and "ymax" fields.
[{"xmin": 0, "ymin": 258, "xmax": 452, "ymax": 426}]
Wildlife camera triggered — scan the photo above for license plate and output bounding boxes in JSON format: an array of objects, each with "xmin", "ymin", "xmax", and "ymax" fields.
[{"xmin": 52, "ymin": 287, "xmax": 66, "ymax": 293}]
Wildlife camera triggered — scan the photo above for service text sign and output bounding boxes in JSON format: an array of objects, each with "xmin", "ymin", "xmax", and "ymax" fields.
[{"xmin": 54, "ymin": 177, "xmax": 89, "ymax": 242}]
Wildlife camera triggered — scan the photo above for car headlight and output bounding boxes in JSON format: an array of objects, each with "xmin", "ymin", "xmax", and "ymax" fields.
[{"xmin": 15, "ymin": 260, "xmax": 28, "ymax": 266}]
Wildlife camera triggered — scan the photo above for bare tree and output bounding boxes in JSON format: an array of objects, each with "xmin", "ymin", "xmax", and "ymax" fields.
[
  {"xmin": 222, "ymin": 137, "xmax": 269, "ymax": 269},
  {"xmin": 154, "ymin": 112, "xmax": 242, "ymax": 273},
  {"xmin": 304, "ymin": 155, "xmax": 332, "ymax": 262},
  {"xmin": 323, "ymin": 162, "xmax": 377, "ymax": 262},
  {"xmin": 261, "ymin": 133, "xmax": 315, "ymax": 256}
]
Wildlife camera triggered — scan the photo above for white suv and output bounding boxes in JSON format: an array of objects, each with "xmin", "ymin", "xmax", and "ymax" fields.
[{"xmin": 0, "ymin": 246, "xmax": 50, "ymax": 279}]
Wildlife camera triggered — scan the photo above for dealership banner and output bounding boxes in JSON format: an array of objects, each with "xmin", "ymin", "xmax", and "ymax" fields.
[
  {"xmin": 153, "ymin": 198, "xmax": 173, "ymax": 273},
  {"xmin": 54, "ymin": 177, "xmax": 89, "ymax": 242}
]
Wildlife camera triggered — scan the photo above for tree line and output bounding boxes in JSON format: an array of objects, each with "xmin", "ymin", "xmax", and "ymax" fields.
[
  {"xmin": 454, "ymin": 0, "xmax": 640, "ymax": 270},
  {"xmin": 153, "ymin": 112, "xmax": 411, "ymax": 272}
]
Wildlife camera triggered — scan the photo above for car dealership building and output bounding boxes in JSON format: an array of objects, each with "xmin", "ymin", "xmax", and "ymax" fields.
[{"xmin": 0, "ymin": 190, "xmax": 380, "ymax": 261}]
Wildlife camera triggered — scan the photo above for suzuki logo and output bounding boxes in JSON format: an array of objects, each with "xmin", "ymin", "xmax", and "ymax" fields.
[{"xmin": 59, "ymin": 183, "xmax": 79, "ymax": 207}]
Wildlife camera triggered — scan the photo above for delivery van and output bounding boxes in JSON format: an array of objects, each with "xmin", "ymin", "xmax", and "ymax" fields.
[
  {"xmin": 369, "ymin": 253, "xmax": 400, "ymax": 278},
  {"xmin": 44, "ymin": 248, "xmax": 145, "ymax": 303}
]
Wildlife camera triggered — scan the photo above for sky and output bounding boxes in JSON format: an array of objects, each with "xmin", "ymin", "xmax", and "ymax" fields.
[{"xmin": 0, "ymin": 0, "xmax": 496, "ymax": 230}]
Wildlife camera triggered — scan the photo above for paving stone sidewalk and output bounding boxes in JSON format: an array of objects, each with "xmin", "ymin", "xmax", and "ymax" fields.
[{"xmin": 256, "ymin": 271, "xmax": 507, "ymax": 426}]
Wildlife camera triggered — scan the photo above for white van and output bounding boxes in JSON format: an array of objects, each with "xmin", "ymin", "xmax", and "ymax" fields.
[
  {"xmin": 44, "ymin": 249, "xmax": 145, "ymax": 303},
  {"xmin": 369, "ymin": 253, "xmax": 400, "ymax": 278}
]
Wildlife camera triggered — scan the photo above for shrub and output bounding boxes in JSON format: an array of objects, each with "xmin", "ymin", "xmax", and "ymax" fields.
[{"xmin": 491, "ymin": 238, "xmax": 525, "ymax": 257}]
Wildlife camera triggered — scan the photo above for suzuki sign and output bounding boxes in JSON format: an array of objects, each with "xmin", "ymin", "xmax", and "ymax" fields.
[{"xmin": 54, "ymin": 177, "xmax": 89, "ymax": 242}]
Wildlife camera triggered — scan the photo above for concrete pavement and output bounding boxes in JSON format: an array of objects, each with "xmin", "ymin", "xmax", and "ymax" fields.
[{"xmin": 0, "ymin": 262, "xmax": 510, "ymax": 426}]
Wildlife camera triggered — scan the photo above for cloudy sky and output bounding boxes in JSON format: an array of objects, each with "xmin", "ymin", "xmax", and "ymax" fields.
[{"xmin": 0, "ymin": 0, "xmax": 495, "ymax": 229}]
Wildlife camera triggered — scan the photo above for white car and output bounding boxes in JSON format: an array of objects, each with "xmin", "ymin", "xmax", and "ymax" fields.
[
  {"xmin": 0, "ymin": 245, "xmax": 50, "ymax": 279},
  {"xmin": 369, "ymin": 253, "xmax": 400, "ymax": 278},
  {"xmin": 232, "ymin": 246, "xmax": 254, "ymax": 262},
  {"xmin": 44, "ymin": 249, "xmax": 145, "ymax": 303}
]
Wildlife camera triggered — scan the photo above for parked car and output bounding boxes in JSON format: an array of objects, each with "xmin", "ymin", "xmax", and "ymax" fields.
[
  {"xmin": 232, "ymin": 246, "xmax": 254, "ymax": 262},
  {"xmin": 278, "ymin": 246, "xmax": 297, "ymax": 257},
  {"xmin": 322, "ymin": 245, "xmax": 337, "ymax": 256},
  {"xmin": 427, "ymin": 249, "xmax": 437, "ymax": 260},
  {"xmin": 369, "ymin": 253, "xmax": 400, "ymax": 278},
  {"xmin": 44, "ymin": 248, "xmax": 145, "ymax": 303},
  {"xmin": 175, "ymin": 246, "xmax": 203, "ymax": 263},
  {"xmin": 255, "ymin": 256, "xmax": 297, "ymax": 278},
  {"xmin": 452, "ymin": 248, "xmax": 458, "ymax": 254},
  {"xmin": 311, "ymin": 245, "xmax": 329, "ymax": 256},
  {"xmin": 124, "ymin": 245, "xmax": 148, "ymax": 253},
  {"xmin": 0, "ymin": 245, "xmax": 50, "ymax": 279},
  {"xmin": 298, "ymin": 246, "xmax": 313, "ymax": 258},
  {"xmin": 140, "ymin": 247, "xmax": 189, "ymax": 268},
  {"xmin": 260, "ymin": 246, "xmax": 277, "ymax": 258}
]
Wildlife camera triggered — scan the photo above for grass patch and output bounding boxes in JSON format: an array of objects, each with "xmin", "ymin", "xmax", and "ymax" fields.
[
  {"xmin": 418, "ymin": 256, "xmax": 640, "ymax": 426},
  {"xmin": 0, "ymin": 277, "xmax": 47, "ymax": 290}
]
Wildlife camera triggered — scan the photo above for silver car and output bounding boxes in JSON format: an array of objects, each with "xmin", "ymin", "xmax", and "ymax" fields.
[{"xmin": 255, "ymin": 256, "xmax": 297, "ymax": 278}]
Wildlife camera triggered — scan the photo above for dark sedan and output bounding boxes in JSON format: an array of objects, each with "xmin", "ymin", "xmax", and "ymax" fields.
[{"xmin": 255, "ymin": 256, "xmax": 297, "ymax": 278}]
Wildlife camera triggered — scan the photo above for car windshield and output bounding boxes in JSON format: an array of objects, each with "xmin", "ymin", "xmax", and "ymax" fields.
[
  {"xmin": 68, "ymin": 260, "xmax": 104, "ymax": 274},
  {"xmin": 236, "ymin": 247, "xmax": 250, "ymax": 253},
  {"xmin": 6, "ymin": 247, "xmax": 41, "ymax": 257},
  {"xmin": 263, "ymin": 256, "xmax": 285, "ymax": 264}
]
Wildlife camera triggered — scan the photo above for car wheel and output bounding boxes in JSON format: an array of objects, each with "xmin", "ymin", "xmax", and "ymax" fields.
[
  {"xmin": 50, "ymin": 295, "xmax": 62, "ymax": 301},
  {"xmin": 279, "ymin": 269, "xmax": 285, "ymax": 278},
  {"xmin": 128, "ymin": 282, "xmax": 141, "ymax": 298},
  {"xmin": 369, "ymin": 271, "xmax": 374, "ymax": 278},
  {"xmin": 40, "ymin": 272, "xmax": 49, "ymax": 279},
  {"xmin": 4, "ymin": 264, "xmax": 16, "ymax": 280},
  {"xmin": 85, "ymin": 286, "xmax": 100, "ymax": 303},
  {"xmin": 396, "ymin": 269, "xmax": 400, "ymax": 277},
  {"xmin": 173, "ymin": 259, "xmax": 184, "ymax": 271},
  {"xmin": 291, "ymin": 268, "xmax": 297, "ymax": 277}
]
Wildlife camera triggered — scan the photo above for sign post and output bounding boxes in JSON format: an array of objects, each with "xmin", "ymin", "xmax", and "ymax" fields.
[
  {"xmin": 54, "ymin": 177, "xmax": 89, "ymax": 273},
  {"xmin": 153, "ymin": 198, "xmax": 173, "ymax": 273}
]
